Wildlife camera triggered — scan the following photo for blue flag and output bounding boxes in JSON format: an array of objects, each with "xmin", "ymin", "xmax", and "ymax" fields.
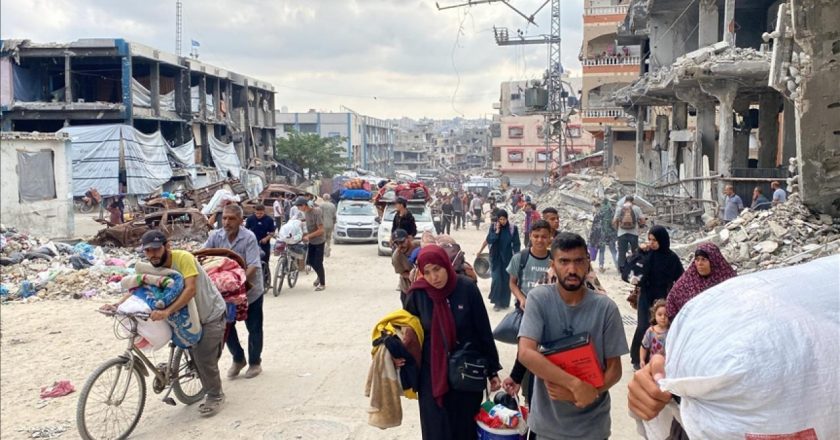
[{"xmin": 191, "ymin": 39, "xmax": 200, "ymax": 47}]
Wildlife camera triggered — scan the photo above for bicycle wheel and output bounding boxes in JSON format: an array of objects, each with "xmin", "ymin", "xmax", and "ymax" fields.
[
  {"xmin": 262, "ymin": 261, "xmax": 273, "ymax": 296},
  {"xmin": 77, "ymin": 357, "xmax": 146, "ymax": 440},
  {"xmin": 273, "ymin": 256, "xmax": 286, "ymax": 296},
  {"xmin": 171, "ymin": 348, "xmax": 206, "ymax": 405},
  {"xmin": 288, "ymin": 264, "xmax": 299, "ymax": 288}
]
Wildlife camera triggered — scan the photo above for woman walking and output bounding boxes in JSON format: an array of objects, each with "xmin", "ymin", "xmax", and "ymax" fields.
[
  {"xmin": 630, "ymin": 225, "xmax": 684, "ymax": 370},
  {"xmin": 486, "ymin": 210, "xmax": 520, "ymax": 311},
  {"xmin": 666, "ymin": 242, "xmax": 737, "ymax": 319},
  {"xmin": 403, "ymin": 245, "xmax": 502, "ymax": 440}
]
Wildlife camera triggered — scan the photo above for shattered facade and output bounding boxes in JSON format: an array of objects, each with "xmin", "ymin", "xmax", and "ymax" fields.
[
  {"xmin": 610, "ymin": 0, "xmax": 839, "ymax": 221},
  {"xmin": 0, "ymin": 39, "xmax": 280, "ymax": 185}
]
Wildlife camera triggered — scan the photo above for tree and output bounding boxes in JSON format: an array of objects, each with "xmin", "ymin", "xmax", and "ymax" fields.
[{"xmin": 274, "ymin": 130, "xmax": 346, "ymax": 179}]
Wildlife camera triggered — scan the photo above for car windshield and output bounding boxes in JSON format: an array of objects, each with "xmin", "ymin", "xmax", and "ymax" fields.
[
  {"xmin": 339, "ymin": 202, "xmax": 377, "ymax": 216},
  {"xmin": 384, "ymin": 205, "xmax": 431, "ymax": 222}
]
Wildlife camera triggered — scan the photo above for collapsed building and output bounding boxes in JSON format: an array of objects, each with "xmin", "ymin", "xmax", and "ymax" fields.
[
  {"xmin": 0, "ymin": 38, "xmax": 288, "ymax": 191},
  {"xmin": 608, "ymin": 0, "xmax": 839, "ymax": 222}
]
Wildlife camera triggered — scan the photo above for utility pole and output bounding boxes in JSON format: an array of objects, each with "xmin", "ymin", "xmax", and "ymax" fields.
[
  {"xmin": 437, "ymin": 0, "xmax": 569, "ymax": 187},
  {"xmin": 175, "ymin": 0, "xmax": 183, "ymax": 57}
]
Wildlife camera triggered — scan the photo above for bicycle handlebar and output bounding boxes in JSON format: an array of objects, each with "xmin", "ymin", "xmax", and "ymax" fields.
[{"xmin": 98, "ymin": 308, "xmax": 151, "ymax": 320}]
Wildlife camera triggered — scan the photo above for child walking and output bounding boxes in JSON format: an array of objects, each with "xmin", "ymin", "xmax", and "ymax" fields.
[{"xmin": 640, "ymin": 299, "xmax": 669, "ymax": 368}]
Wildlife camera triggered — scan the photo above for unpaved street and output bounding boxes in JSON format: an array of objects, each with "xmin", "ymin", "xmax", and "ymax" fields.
[{"xmin": 0, "ymin": 223, "xmax": 640, "ymax": 439}]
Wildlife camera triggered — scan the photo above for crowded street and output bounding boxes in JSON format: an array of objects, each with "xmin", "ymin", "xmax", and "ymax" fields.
[{"xmin": 0, "ymin": 214, "xmax": 642, "ymax": 439}]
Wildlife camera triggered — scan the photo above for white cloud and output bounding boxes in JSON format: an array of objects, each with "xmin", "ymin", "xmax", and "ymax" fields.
[{"xmin": 1, "ymin": 0, "xmax": 585, "ymax": 118}]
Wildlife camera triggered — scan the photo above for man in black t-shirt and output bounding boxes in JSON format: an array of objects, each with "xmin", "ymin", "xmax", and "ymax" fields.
[{"xmin": 245, "ymin": 204, "xmax": 276, "ymax": 267}]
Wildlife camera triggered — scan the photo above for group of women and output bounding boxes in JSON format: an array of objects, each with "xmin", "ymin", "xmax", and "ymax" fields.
[{"xmin": 402, "ymin": 221, "xmax": 737, "ymax": 440}]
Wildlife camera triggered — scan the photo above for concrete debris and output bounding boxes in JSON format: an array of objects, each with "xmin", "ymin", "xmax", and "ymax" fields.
[
  {"xmin": 670, "ymin": 193, "xmax": 839, "ymax": 273},
  {"xmin": 0, "ymin": 225, "xmax": 204, "ymax": 302}
]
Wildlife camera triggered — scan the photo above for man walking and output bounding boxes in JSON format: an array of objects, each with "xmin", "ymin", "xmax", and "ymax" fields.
[
  {"xmin": 319, "ymin": 193, "xmax": 337, "ymax": 257},
  {"xmin": 440, "ymin": 195, "xmax": 454, "ymax": 235},
  {"xmin": 391, "ymin": 197, "xmax": 417, "ymax": 239},
  {"xmin": 204, "ymin": 204, "xmax": 265, "ymax": 379},
  {"xmin": 245, "ymin": 204, "xmax": 275, "ymax": 271},
  {"xmin": 390, "ymin": 228, "xmax": 415, "ymax": 306},
  {"xmin": 541, "ymin": 207, "xmax": 561, "ymax": 239},
  {"xmin": 721, "ymin": 184, "xmax": 744, "ymax": 223},
  {"xmin": 451, "ymin": 191, "xmax": 463, "ymax": 230},
  {"xmin": 771, "ymin": 181, "xmax": 787, "ymax": 206},
  {"xmin": 612, "ymin": 195, "xmax": 645, "ymax": 272},
  {"xmin": 518, "ymin": 233, "xmax": 628, "ymax": 440},
  {"xmin": 116, "ymin": 230, "xmax": 228, "ymax": 416},
  {"xmin": 272, "ymin": 197, "xmax": 284, "ymax": 228},
  {"xmin": 470, "ymin": 193, "xmax": 483, "ymax": 229},
  {"xmin": 295, "ymin": 196, "xmax": 327, "ymax": 291}
]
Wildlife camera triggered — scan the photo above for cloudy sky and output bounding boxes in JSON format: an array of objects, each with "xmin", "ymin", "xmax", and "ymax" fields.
[{"xmin": 1, "ymin": 0, "xmax": 584, "ymax": 119}]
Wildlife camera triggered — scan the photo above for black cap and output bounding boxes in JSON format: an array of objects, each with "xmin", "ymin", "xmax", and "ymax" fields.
[
  {"xmin": 293, "ymin": 196, "xmax": 308, "ymax": 206},
  {"xmin": 392, "ymin": 229, "xmax": 409, "ymax": 243},
  {"xmin": 141, "ymin": 230, "xmax": 167, "ymax": 250},
  {"xmin": 395, "ymin": 196, "xmax": 408, "ymax": 206}
]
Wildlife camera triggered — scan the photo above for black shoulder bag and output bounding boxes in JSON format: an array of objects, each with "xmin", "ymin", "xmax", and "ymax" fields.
[{"xmin": 439, "ymin": 318, "xmax": 489, "ymax": 392}]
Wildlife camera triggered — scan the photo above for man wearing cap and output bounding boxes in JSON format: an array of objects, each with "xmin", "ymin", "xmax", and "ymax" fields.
[
  {"xmin": 390, "ymin": 229, "xmax": 416, "ymax": 306},
  {"xmin": 391, "ymin": 197, "xmax": 417, "ymax": 241},
  {"xmin": 319, "ymin": 194, "xmax": 337, "ymax": 258},
  {"xmin": 295, "ymin": 196, "xmax": 327, "ymax": 291},
  {"xmin": 133, "ymin": 230, "xmax": 227, "ymax": 416},
  {"xmin": 203, "ymin": 204, "xmax": 265, "ymax": 379}
]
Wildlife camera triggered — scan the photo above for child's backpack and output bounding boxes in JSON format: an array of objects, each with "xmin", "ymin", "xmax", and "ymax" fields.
[{"xmin": 619, "ymin": 204, "xmax": 637, "ymax": 230}]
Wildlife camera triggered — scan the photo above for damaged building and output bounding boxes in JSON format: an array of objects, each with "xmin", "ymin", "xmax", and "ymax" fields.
[
  {"xmin": 0, "ymin": 38, "xmax": 281, "ymax": 193},
  {"xmin": 607, "ymin": 0, "xmax": 839, "ymax": 222}
]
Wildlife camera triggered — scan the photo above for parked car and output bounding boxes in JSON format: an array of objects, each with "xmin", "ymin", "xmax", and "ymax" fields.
[
  {"xmin": 376, "ymin": 203, "xmax": 435, "ymax": 256},
  {"xmin": 333, "ymin": 200, "xmax": 379, "ymax": 244},
  {"xmin": 89, "ymin": 209, "xmax": 211, "ymax": 248}
]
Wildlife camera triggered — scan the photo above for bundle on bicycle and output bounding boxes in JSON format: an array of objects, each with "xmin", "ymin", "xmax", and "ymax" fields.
[
  {"xmin": 272, "ymin": 218, "xmax": 308, "ymax": 296},
  {"xmin": 77, "ymin": 239, "xmax": 248, "ymax": 440}
]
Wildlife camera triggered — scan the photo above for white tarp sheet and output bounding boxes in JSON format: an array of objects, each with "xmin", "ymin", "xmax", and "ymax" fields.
[
  {"xmin": 122, "ymin": 128, "xmax": 173, "ymax": 194},
  {"xmin": 190, "ymin": 86, "xmax": 215, "ymax": 115},
  {"xmin": 131, "ymin": 78, "xmax": 151, "ymax": 108},
  {"xmin": 59, "ymin": 124, "xmax": 123, "ymax": 196},
  {"xmin": 167, "ymin": 139, "xmax": 197, "ymax": 182},
  {"xmin": 208, "ymin": 134, "xmax": 240, "ymax": 179}
]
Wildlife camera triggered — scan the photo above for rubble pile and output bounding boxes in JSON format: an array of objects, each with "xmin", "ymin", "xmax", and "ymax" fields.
[
  {"xmin": 0, "ymin": 231, "xmax": 208, "ymax": 302},
  {"xmin": 673, "ymin": 193, "xmax": 839, "ymax": 273}
]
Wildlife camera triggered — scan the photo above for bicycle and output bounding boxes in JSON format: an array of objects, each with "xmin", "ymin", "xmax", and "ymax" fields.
[
  {"xmin": 272, "ymin": 241, "xmax": 307, "ymax": 296},
  {"xmin": 76, "ymin": 309, "xmax": 205, "ymax": 440}
]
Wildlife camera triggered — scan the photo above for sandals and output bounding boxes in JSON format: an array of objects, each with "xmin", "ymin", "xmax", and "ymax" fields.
[{"xmin": 198, "ymin": 395, "xmax": 225, "ymax": 417}]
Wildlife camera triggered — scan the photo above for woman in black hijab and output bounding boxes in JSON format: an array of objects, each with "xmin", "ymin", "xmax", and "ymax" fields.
[{"xmin": 630, "ymin": 225, "xmax": 684, "ymax": 369}]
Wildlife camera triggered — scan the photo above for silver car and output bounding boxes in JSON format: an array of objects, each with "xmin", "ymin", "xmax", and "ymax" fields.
[{"xmin": 333, "ymin": 200, "xmax": 379, "ymax": 244}]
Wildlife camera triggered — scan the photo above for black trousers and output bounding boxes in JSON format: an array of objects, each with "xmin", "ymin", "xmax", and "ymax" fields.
[
  {"xmin": 442, "ymin": 214, "xmax": 452, "ymax": 235},
  {"xmin": 453, "ymin": 211, "xmax": 462, "ymax": 229},
  {"xmin": 418, "ymin": 368, "xmax": 482, "ymax": 440},
  {"xmin": 307, "ymin": 242, "xmax": 326, "ymax": 286},
  {"xmin": 617, "ymin": 234, "xmax": 639, "ymax": 272}
]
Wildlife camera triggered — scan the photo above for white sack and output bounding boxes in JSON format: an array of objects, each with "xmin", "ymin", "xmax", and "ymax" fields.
[{"xmin": 661, "ymin": 254, "xmax": 840, "ymax": 440}]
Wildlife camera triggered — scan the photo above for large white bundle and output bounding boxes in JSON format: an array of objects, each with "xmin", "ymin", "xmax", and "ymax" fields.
[{"xmin": 661, "ymin": 254, "xmax": 840, "ymax": 439}]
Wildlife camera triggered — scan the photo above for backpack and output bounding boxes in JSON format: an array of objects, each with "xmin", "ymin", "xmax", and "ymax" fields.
[
  {"xmin": 619, "ymin": 205, "xmax": 637, "ymax": 230},
  {"xmin": 516, "ymin": 249, "xmax": 530, "ymax": 284}
]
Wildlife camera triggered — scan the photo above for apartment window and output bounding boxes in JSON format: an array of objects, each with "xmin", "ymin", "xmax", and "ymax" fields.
[
  {"xmin": 507, "ymin": 150, "xmax": 524, "ymax": 162},
  {"xmin": 616, "ymin": 131, "xmax": 636, "ymax": 141},
  {"xmin": 328, "ymin": 131, "xmax": 341, "ymax": 138},
  {"xmin": 508, "ymin": 126, "xmax": 524, "ymax": 138},
  {"xmin": 511, "ymin": 93, "xmax": 521, "ymax": 100},
  {"xmin": 568, "ymin": 127, "xmax": 581, "ymax": 138},
  {"xmin": 537, "ymin": 125, "xmax": 545, "ymax": 137},
  {"xmin": 492, "ymin": 146, "xmax": 501, "ymax": 162},
  {"xmin": 537, "ymin": 151, "xmax": 551, "ymax": 162},
  {"xmin": 17, "ymin": 150, "xmax": 57, "ymax": 202}
]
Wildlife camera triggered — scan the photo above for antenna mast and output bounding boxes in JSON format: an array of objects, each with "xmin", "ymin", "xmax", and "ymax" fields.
[{"xmin": 176, "ymin": 0, "xmax": 183, "ymax": 57}]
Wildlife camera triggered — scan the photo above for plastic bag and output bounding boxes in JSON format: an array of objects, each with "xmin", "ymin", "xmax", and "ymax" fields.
[
  {"xmin": 278, "ymin": 219, "xmax": 303, "ymax": 244},
  {"xmin": 660, "ymin": 255, "xmax": 839, "ymax": 440},
  {"xmin": 117, "ymin": 296, "xmax": 171, "ymax": 351}
]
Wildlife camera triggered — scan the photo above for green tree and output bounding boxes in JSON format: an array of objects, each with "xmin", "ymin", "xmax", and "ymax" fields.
[{"xmin": 274, "ymin": 130, "xmax": 347, "ymax": 179}]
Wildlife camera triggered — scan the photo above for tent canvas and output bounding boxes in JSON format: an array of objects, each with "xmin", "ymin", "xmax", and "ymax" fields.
[{"xmin": 208, "ymin": 134, "xmax": 241, "ymax": 179}]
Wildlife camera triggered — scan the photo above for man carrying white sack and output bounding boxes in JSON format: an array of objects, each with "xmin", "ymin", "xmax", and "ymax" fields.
[{"xmin": 628, "ymin": 254, "xmax": 839, "ymax": 440}]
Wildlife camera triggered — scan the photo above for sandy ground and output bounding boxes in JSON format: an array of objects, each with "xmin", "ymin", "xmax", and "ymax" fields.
[{"xmin": 0, "ymin": 216, "xmax": 642, "ymax": 439}]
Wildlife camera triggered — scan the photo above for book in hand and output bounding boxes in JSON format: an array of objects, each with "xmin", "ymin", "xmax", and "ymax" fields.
[{"xmin": 540, "ymin": 332, "xmax": 604, "ymax": 388}]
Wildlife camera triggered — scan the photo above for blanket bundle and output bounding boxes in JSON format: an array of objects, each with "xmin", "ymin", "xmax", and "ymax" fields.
[
  {"xmin": 201, "ymin": 256, "xmax": 248, "ymax": 322},
  {"xmin": 124, "ymin": 261, "xmax": 202, "ymax": 348}
]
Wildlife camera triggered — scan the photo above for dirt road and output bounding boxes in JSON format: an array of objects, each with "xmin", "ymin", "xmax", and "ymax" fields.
[{"xmin": 0, "ymin": 222, "xmax": 641, "ymax": 439}]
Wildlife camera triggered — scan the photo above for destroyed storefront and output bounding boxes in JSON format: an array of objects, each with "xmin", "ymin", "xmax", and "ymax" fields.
[{"xmin": 610, "ymin": 0, "xmax": 839, "ymax": 223}]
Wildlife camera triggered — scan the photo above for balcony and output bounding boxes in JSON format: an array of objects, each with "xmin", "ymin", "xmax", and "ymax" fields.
[
  {"xmin": 582, "ymin": 107, "xmax": 625, "ymax": 119},
  {"xmin": 582, "ymin": 56, "xmax": 640, "ymax": 66},
  {"xmin": 585, "ymin": 5, "xmax": 628, "ymax": 16}
]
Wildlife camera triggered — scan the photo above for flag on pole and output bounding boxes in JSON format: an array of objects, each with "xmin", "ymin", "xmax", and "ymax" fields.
[{"xmin": 191, "ymin": 40, "xmax": 200, "ymax": 47}]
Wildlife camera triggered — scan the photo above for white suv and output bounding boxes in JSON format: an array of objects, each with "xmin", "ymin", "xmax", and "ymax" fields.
[{"xmin": 377, "ymin": 203, "xmax": 435, "ymax": 256}]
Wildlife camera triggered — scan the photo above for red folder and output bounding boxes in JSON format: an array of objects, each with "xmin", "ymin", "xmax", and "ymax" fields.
[{"xmin": 540, "ymin": 333, "xmax": 604, "ymax": 388}]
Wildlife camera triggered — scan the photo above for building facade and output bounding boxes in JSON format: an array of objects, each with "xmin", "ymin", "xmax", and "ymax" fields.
[
  {"xmin": 275, "ymin": 110, "xmax": 396, "ymax": 177},
  {"xmin": 579, "ymin": 0, "xmax": 644, "ymax": 182},
  {"xmin": 0, "ymin": 39, "xmax": 277, "ymax": 182}
]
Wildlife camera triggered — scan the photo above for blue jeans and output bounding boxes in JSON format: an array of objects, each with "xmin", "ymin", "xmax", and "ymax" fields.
[{"xmin": 226, "ymin": 294, "xmax": 264, "ymax": 365}]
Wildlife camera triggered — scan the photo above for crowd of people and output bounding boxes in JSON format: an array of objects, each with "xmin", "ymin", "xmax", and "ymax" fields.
[{"xmin": 378, "ymin": 183, "xmax": 801, "ymax": 440}]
